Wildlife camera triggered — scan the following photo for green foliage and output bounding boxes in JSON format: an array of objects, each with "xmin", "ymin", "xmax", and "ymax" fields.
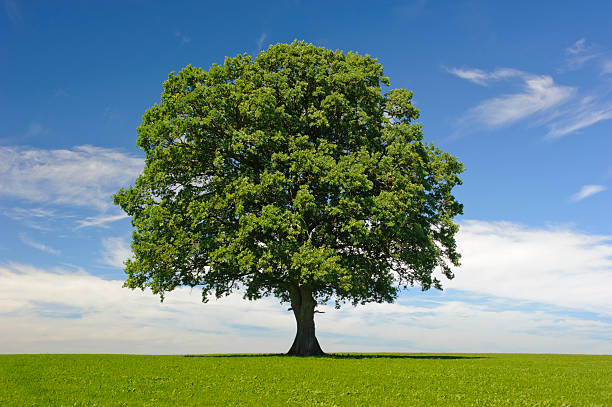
[
  {"xmin": 2, "ymin": 354, "xmax": 612, "ymax": 406},
  {"xmin": 113, "ymin": 41, "xmax": 464, "ymax": 306}
]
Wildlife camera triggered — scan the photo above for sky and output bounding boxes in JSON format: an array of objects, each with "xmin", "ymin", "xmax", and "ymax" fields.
[{"xmin": 1, "ymin": 0, "xmax": 611, "ymax": 354}]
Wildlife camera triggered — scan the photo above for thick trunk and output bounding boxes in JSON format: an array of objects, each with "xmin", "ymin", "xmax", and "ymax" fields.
[{"xmin": 287, "ymin": 286, "xmax": 324, "ymax": 356}]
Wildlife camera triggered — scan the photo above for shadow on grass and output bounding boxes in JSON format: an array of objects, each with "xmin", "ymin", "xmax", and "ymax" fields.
[{"xmin": 185, "ymin": 353, "xmax": 488, "ymax": 360}]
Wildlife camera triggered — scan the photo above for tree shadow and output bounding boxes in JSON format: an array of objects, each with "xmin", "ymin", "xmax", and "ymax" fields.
[
  {"xmin": 323, "ymin": 354, "xmax": 488, "ymax": 360},
  {"xmin": 185, "ymin": 353, "xmax": 488, "ymax": 360}
]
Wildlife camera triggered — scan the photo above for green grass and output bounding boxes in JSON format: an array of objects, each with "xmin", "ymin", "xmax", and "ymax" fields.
[{"xmin": 1, "ymin": 353, "xmax": 611, "ymax": 406}]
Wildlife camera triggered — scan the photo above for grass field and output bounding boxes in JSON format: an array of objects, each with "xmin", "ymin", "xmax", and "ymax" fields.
[{"xmin": 1, "ymin": 353, "xmax": 611, "ymax": 406}]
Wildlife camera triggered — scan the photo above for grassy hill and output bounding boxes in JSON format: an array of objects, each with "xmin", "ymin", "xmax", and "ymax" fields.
[{"xmin": 1, "ymin": 353, "xmax": 611, "ymax": 406}]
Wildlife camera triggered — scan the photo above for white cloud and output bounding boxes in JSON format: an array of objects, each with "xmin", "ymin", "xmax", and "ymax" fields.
[
  {"xmin": 100, "ymin": 237, "xmax": 132, "ymax": 268},
  {"xmin": 0, "ymin": 263, "xmax": 292, "ymax": 354},
  {"xmin": 320, "ymin": 300, "xmax": 612, "ymax": 354},
  {"xmin": 466, "ymin": 74, "xmax": 574, "ymax": 127},
  {"xmin": 18, "ymin": 233, "xmax": 60, "ymax": 256},
  {"xmin": 1, "ymin": 220, "xmax": 612, "ymax": 354},
  {"xmin": 570, "ymin": 185, "xmax": 607, "ymax": 201},
  {"xmin": 446, "ymin": 67, "xmax": 523, "ymax": 86},
  {"xmin": 445, "ymin": 220, "xmax": 612, "ymax": 316},
  {"xmin": 0, "ymin": 145, "xmax": 143, "ymax": 211}
]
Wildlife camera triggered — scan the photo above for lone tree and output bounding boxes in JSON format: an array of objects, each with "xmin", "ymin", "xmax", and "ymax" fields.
[{"xmin": 114, "ymin": 42, "xmax": 463, "ymax": 356}]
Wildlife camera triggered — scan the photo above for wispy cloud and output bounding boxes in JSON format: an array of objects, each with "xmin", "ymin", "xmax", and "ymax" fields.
[
  {"xmin": 546, "ymin": 97, "xmax": 612, "ymax": 138},
  {"xmin": 395, "ymin": 0, "xmax": 429, "ymax": 18},
  {"xmin": 449, "ymin": 39, "xmax": 612, "ymax": 137},
  {"xmin": 257, "ymin": 32, "xmax": 267, "ymax": 51},
  {"xmin": 0, "ymin": 145, "xmax": 143, "ymax": 211},
  {"xmin": 75, "ymin": 213, "xmax": 128, "ymax": 230},
  {"xmin": 564, "ymin": 38, "xmax": 599, "ymax": 71},
  {"xmin": 602, "ymin": 59, "xmax": 612, "ymax": 75},
  {"xmin": 1, "ymin": 220, "xmax": 612, "ymax": 354},
  {"xmin": 450, "ymin": 63, "xmax": 612, "ymax": 137},
  {"xmin": 560, "ymin": 38, "xmax": 612, "ymax": 77},
  {"xmin": 570, "ymin": 185, "xmax": 607, "ymax": 201},
  {"xmin": 1, "ymin": 207, "xmax": 75, "ymax": 231},
  {"xmin": 174, "ymin": 31, "xmax": 191, "ymax": 45},
  {"xmin": 446, "ymin": 67, "xmax": 522, "ymax": 86},
  {"xmin": 3, "ymin": 0, "xmax": 22, "ymax": 24},
  {"xmin": 4, "ymin": 207, "xmax": 59, "ymax": 221},
  {"xmin": 103, "ymin": 107, "xmax": 120, "ymax": 121},
  {"xmin": 99, "ymin": 237, "xmax": 132, "ymax": 269},
  {"xmin": 3, "ymin": 206, "xmax": 127, "ymax": 231},
  {"xmin": 463, "ymin": 73, "xmax": 574, "ymax": 127},
  {"xmin": 18, "ymin": 233, "xmax": 60, "ymax": 255},
  {"xmin": 25, "ymin": 122, "xmax": 45, "ymax": 138}
]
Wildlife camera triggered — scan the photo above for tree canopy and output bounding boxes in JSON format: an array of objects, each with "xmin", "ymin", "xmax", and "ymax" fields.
[{"xmin": 113, "ymin": 41, "xmax": 464, "ymax": 355}]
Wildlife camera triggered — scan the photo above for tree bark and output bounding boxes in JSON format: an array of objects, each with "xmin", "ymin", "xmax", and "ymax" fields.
[{"xmin": 287, "ymin": 285, "xmax": 325, "ymax": 356}]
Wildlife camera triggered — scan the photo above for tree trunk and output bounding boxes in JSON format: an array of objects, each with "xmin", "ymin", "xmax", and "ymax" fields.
[{"xmin": 287, "ymin": 285, "xmax": 324, "ymax": 356}]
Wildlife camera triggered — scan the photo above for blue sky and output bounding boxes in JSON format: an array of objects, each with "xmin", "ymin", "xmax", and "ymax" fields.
[{"xmin": 1, "ymin": 0, "xmax": 611, "ymax": 354}]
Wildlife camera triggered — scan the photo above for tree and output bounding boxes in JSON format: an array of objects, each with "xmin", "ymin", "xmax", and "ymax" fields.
[{"xmin": 113, "ymin": 41, "xmax": 464, "ymax": 356}]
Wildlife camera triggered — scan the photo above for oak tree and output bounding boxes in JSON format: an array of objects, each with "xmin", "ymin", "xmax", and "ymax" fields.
[{"xmin": 113, "ymin": 42, "xmax": 464, "ymax": 356}]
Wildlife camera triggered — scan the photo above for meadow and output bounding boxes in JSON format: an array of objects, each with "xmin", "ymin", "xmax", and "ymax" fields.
[{"xmin": 1, "ymin": 353, "xmax": 611, "ymax": 406}]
